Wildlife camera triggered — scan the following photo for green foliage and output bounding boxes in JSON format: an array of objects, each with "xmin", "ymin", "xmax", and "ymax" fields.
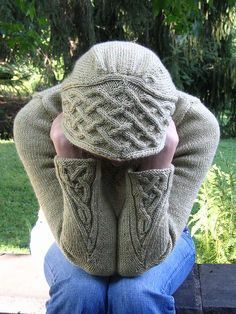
[
  {"xmin": 152, "ymin": 0, "xmax": 199, "ymax": 33},
  {"xmin": 0, "ymin": 63, "xmax": 31, "ymax": 95},
  {"xmin": 163, "ymin": 34, "xmax": 236, "ymax": 137},
  {"xmin": 0, "ymin": 0, "xmax": 60, "ymax": 86},
  {"xmin": 0, "ymin": 0, "xmax": 48, "ymax": 60},
  {"xmin": 189, "ymin": 161, "xmax": 236, "ymax": 264},
  {"xmin": 155, "ymin": 1, "xmax": 236, "ymax": 137},
  {"xmin": 0, "ymin": 0, "xmax": 236, "ymax": 135},
  {"xmin": 152, "ymin": 0, "xmax": 236, "ymax": 39}
]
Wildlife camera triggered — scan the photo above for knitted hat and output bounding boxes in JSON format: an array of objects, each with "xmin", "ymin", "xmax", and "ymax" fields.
[{"xmin": 61, "ymin": 41, "xmax": 178, "ymax": 161}]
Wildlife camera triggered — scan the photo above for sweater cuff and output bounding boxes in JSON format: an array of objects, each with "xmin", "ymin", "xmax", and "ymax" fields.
[
  {"xmin": 128, "ymin": 164, "xmax": 174, "ymax": 176},
  {"xmin": 54, "ymin": 156, "xmax": 97, "ymax": 168},
  {"xmin": 128, "ymin": 164, "xmax": 174, "ymax": 198}
]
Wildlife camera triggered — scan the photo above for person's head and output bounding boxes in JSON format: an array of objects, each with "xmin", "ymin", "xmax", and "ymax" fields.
[{"xmin": 60, "ymin": 41, "xmax": 178, "ymax": 162}]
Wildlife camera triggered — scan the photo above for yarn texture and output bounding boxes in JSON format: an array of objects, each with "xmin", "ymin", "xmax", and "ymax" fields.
[
  {"xmin": 61, "ymin": 42, "xmax": 178, "ymax": 160},
  {"xmin": 13, "ymin": 42, "xmax": 220, "ymax": 276}
]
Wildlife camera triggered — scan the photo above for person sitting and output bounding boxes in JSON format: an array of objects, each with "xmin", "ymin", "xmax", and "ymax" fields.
[{"xmin": 14, "ymin": 41, "xmax": 220, "ymax": 314}]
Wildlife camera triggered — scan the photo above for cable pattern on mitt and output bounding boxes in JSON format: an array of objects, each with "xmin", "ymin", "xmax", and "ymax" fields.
[
  {"xmin": 130, "ymin": 172, "xmax": 169, "ymax": 246},
  {"xmin": 55, "ymin": 159, "xmax": 98, "ymax": 254}
]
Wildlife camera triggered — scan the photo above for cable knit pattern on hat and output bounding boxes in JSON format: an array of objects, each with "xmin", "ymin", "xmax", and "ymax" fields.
[
  {"xmin": 62, "ymin": 81, "xmax": 175, "ymax": 160},
  {"xmin": 61, "ymin": 41, "xmax": 178, "ymax": 160},
  {"xmin": 13, "ymin": 41, "xmax": 220, "ymax": 276}
]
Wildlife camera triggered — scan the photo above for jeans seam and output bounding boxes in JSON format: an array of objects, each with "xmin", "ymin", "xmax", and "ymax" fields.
[
  {"xmin": 160, "ymin": 249, "xmax": 195, "ymax": 295},
  {"xmin": 182, "ymin": 232, "xmax": 196, "ymax": 251},
  {"xmin": 44, "ymin": 256, "xmax": 58, "ymax": 286}
]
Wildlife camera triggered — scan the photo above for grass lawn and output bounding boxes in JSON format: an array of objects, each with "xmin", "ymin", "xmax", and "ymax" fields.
[
  {"xmin": 0, "ymin": 140, "xmax": 38, "ymax": 253},
  {"xmin": 213, "ymin": 138, "xmax": 236, "ymax": 169},
  {"xmin": 0, "ymin": 138, "xmax": 235, "ymax": 254}
]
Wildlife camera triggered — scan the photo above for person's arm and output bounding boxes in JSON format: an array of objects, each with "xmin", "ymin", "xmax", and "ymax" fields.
[
  {"xmin": 118, "ymin": 98, "xmax": 220, "ymax": 276},
  {"xmin": 13, "ymin": 95, "xmax": 117, "ymax": 275}
]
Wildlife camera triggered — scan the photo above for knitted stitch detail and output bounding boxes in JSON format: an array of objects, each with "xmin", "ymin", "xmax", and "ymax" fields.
[
  {"xmin": 60, "ymin": 41, "xmax": 178, "ymax": 161},
  {"xmin": 62, "ymin": 80, "xmax": 175, "ymax": 160},
  {"xmin": 131, "ymin": 174, "xmax": 168, "ymax": 240},
  {"xmin": 127, "ymin": 167, "xmax": 174, "ymax": 263},
  {"xmin": 117, "ymin": 166, "xmax": 175, "ymax": 276},
  {"xmin": 54, "ymin": 157, "xmax": 98, "ymax": 254},
  {"xmin": 13, "ymin": 83, "xmax": 220, "ymax": 276}
]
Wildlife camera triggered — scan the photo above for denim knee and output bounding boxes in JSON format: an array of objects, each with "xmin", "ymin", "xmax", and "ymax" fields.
[
  {"xmin": 46, "ymin": 276, "xmax": 107, "ymax": 314},
  {"xmin": 44, "ymin": 243, "xmax": 108, "ymax": 313},
  {"xmin": 108, "ymin": 278, "xmax": 175, "ymax": 314}
]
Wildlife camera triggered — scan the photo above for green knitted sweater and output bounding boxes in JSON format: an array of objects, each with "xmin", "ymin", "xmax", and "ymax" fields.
[{"xmin": 13, "ymin": 84, "xmax": 220, "ymax": 276}]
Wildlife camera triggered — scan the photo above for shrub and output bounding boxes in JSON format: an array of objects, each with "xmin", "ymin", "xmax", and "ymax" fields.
[{"xmin": 189, "ymin": 162, "xmax": 236, "ymax": 263}]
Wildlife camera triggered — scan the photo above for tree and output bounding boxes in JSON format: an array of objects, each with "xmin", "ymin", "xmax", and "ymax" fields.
[{"xmin": 0, "ymin": 0, "xmax": 236, "ymax": 136}]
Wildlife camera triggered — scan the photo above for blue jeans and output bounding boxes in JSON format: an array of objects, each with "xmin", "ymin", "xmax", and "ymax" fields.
[{"xmin": 44, "ymin": 227, "xmax": 195, "ymax": 314}]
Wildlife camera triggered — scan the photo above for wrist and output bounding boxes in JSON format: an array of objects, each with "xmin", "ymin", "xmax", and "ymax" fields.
[
  {"xmin": 136, "ymin": 148, "xmax": 173, "ymax": 171},
  {"xmin": 52, "ymin": 136, "xmax": 81, "ymax": 158},
  {"xmin": 137, "ymin": 161, "xmax": 172, "ymax": 171}
]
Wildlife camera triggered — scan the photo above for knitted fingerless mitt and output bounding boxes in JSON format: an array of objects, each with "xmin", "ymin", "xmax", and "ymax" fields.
[
  {"xmin": 118, "ymin": 166, "xmax": 174, "ymax": 276},
  {"xmin": 55, "ymin": 155, "xmax": 174, "ymax": 276},
  {"xmin": 54, "ymin": 156, "xmax": 117, "ymax": 275}
]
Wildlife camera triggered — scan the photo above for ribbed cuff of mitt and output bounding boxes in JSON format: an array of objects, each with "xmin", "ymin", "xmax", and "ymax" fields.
[
  {"xmin": 118, "ymin": 165, "xmax": 175, "ymax": 276},
  {"xmin": 54, "ymin": 156, "xmax": 117, "ymax": 275}
]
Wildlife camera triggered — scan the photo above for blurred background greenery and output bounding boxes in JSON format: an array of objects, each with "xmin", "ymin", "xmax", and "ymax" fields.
[{"xmin": 0, "ymin": 0, "xmax": 235, "ymax": 263}]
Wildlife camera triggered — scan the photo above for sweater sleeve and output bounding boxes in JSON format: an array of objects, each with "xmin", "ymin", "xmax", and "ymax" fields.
[
  {"xmin": 118, "ymin": 98, "xmax": 220, "ymax": 276},
  {"xmin": 13, "ymin": 96, "xmax": 116, "ymax": 275}
]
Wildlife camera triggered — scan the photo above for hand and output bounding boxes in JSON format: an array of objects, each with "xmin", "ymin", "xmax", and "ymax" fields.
[
  {"xmin": 50, "ymin": 113, "xmax": 90, "ymax": 158},
  {"xmin": 136, "ymin": 120, "xmax": 179, "ymax": 171}
]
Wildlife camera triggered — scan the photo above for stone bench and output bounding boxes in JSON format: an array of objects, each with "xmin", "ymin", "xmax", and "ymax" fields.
[
  {"xmin": 174, "ymin": 264, "xmax": 236, "ymax": 313},
  {"xmin": 0, "ymin": 254, "xmax": 235, "ymax": 314}
]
